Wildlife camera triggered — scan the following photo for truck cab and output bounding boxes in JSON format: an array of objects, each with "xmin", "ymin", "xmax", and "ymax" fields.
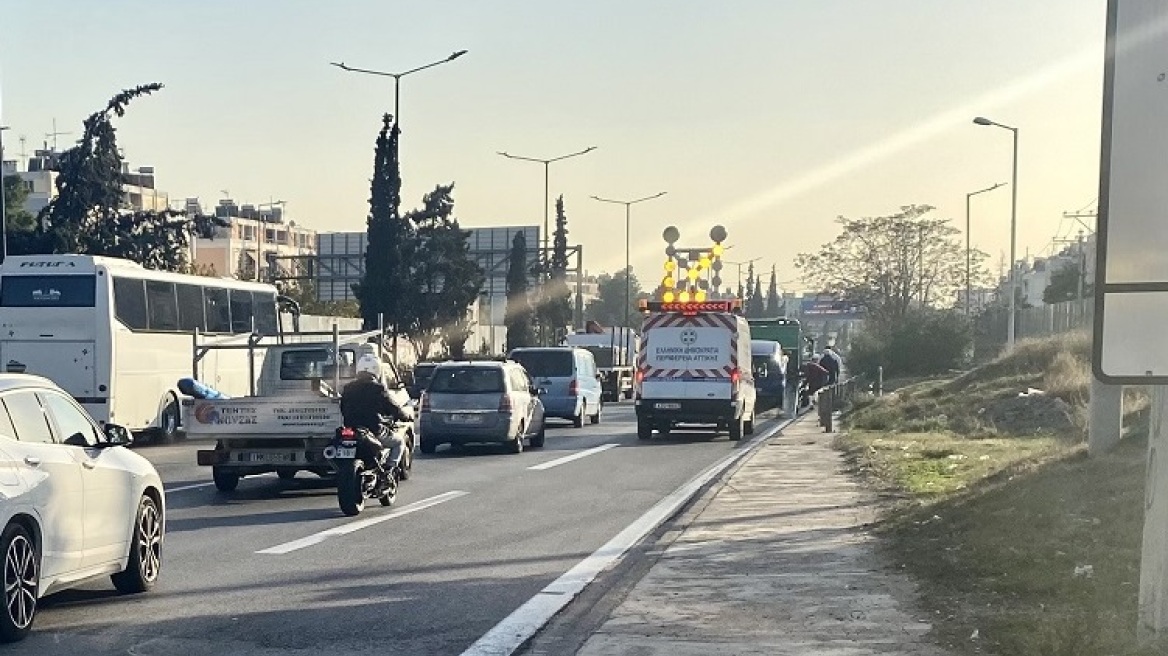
[{"xmin": 634, "ymin": 299, "xmax": 757, "ymax": 441}]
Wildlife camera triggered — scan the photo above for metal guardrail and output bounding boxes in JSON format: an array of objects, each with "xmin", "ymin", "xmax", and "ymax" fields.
[{"xmin": 816, "ymin": 376, "xmax": 862, "ymax": 432}]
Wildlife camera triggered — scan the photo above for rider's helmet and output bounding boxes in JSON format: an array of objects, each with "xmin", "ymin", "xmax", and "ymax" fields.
[{"xmin": 355, "ymin": 354, "xmax": 381, "ymax": 380}]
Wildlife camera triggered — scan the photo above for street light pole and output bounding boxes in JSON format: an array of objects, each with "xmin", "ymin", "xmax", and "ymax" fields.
[
  {"xmin": 965, "ymin": 182, "xmax": 1007, "ymax": 316},
  {"xmin": 332, "ymin": 50, "xmax": 468, "ymax": 130},
  {"xmin": 499, "ymin": 147, "xmax": 597, "ymax": 255},
  {"xmin": 0, "ymin": 125, "xmax": 9, "ymax": 262},
  {"xmin": 974, "ymin": 116, "xmax": 1020, "ymax": 349},
  {"xmin": 591, "ymin": 192, "xmax": 667, "ymax": 329},
  {"xmin": 727, "ymin": 257, "xmax": 762, "ymax": 296}
]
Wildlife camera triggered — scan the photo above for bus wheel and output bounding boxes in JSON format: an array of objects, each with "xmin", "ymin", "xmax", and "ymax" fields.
[{"xmin": 153, "ymin": 395, "xmax": 181, "ymax": 444}]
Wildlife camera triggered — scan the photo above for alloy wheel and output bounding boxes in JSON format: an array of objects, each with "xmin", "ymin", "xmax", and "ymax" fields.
[{"xmin": 4, "ymin": 535, "xmax": 36, "ymax": 631}]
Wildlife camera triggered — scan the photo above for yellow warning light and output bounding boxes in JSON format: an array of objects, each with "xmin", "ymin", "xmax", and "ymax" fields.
[
  {"xmin": 663, "ymin": 290, "xmax": 675, "ymax": 303},
  {"xmin": 712, "ymin": 244, "xmax": 724, "ymax": 257},
  {"xmin": 663, "ymin": 276, "xmax": 675, "ymax": 289},
  {"xmin": 686, "ymin": 267, "xmax": 699, "ymax": 281},
  {"xmin": 695, "ymin": 290, "xmax": 708, "ymax": 302},
  {"xmin": 699, "ymin": 254, "xmax": 712, "ymax": 268},
  {"xmin": 664, "ymin": 259, "xmax": 676, "ymax": 272},
  {"xmin": 679, "ymin": 290, "xmax": 691, "ymax": 302}
]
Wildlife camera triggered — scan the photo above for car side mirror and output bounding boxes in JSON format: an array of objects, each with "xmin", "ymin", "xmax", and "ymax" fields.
[{"xmin": 103, "ymin": 424, "xmax": 134, "ymax": 447}]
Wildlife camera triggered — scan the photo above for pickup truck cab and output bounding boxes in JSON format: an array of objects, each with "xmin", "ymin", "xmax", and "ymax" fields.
[{"xmin": 189, "ymin": 334, "xmax": 415, "ymax": 492}]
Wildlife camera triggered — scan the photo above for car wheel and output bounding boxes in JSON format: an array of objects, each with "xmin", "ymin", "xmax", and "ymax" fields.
[
  {"xmin": 573, "ymin": 404, "xmax": 585, "ymax": 428},
  {"xmin": 729, "ymin": 416, "xmax": 744, "ymax": 442},
  {"xmin": 0, "ymin": 523, "xmax": 37, "ymax": 643},
  {"xmin": 530, "ymin": 421, "xmax": 546, "ymax": 448},
  {"xmin": 398, "ymin": 439, "xmax": 413, "ymax": 481},
  {"xmin": 745, "ymin": 412, "xmax": 756, "ymax": 435},
  {"xmin": 111, "ymin": 495, "xmax": 163, "ymax": 594},
  {"xmin": 590, "ymin": 403, "xmax": 601, "ymax": 425},
  {"xmin": 420, "ymin": 440, "xmax": 437, "ymax": 455},
  {"xmin": 623, "ymin": 389, "xmax": 633, "ymax": 401},
  {"xmin": 509, "ymin": 426, "xmax": 525, "ymax": 454},
  {"xmin": 276, "ymin": 468, "xmax": 297, "ymax": 481},
  {"xmin": 153, "ymin": 395, "xmax": 181, "ymax": 444},
  {"xmin": 637, "ymin": 419, "xmax": 652, "ymax": 440},
  {"xmin": 212, "ymin": 466, "xmax": 239, "ymax": 492}
]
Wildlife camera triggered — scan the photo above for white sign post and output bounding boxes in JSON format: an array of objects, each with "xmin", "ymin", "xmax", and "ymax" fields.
[{"xmin": 1094, "ymin": 0, "xmax": 1168, "ymax": 643}]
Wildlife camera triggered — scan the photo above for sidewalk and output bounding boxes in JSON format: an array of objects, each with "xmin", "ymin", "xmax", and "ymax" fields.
[{"xmin": 573, "ymin": 414, "xmax": 945, "ymax": 656}]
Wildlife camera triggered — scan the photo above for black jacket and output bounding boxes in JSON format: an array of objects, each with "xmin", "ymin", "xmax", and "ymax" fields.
[{"xmin": 340, "ymin": 375, "xmax": 408, "ymax": 433}]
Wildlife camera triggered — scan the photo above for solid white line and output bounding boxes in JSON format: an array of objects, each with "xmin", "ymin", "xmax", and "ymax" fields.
[
  {"xmin": 460, "ymin": 416, "xmax": 795, "ymax": 656},
  {"xmin": 527, "ymin": 444, "xmax": 619, "ymax": 471},
  {"xmin": 256, "ymin": 490, "xmax": 468, "ymax": 555},
  {"xmin": 164, "ymin": 482, "xmax": 216, "ymax": 494}
]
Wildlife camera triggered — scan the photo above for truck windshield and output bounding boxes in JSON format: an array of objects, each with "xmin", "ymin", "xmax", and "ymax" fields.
[
  {"xmin": 280, "ymin": 348, "xmax": 357, "ymax": 380},
  {"xmin": 429, "ymin": 367, "xmax": 505, "ymax": 394},
  {"xmin": 0, "ymin": 275, "xmax": 97, "ymax": 308},
  {"xmin": 582, "ymin": 346, "xmax": 615, "ymax": 369},
  {"xmin": 511, "ymin": 350, "xmax": 573, "ymax": 378}
]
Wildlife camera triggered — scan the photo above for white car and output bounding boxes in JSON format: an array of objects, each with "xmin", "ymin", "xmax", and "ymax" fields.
[{"xmin": 0, "ymin": 374, "xmax": 164, "ymax": 642}]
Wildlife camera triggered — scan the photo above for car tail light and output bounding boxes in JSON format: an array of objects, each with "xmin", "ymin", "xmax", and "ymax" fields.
[
  {"xmin": 568, "ymin": 379, "xmax": 578, "ymax": 397},
  {"xmin": 730, "ymin": 368, "xmax": 741, "ymax": 385},
  {"xmin": 499, "ymin": 394, "xmax": 512, "ymax": 412},
  {"xmin": 635, "ymin": 370, "xmax": 644, "ymax": 384},
  {"xmin": 420, "ymin": 392, "xmax": 431, "ymax": 413}
]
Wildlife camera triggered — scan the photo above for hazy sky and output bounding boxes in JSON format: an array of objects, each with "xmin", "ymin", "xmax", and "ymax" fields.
[{"xmin": 1, "ymin": 0, "xmax": 1107, "ymax": 291}]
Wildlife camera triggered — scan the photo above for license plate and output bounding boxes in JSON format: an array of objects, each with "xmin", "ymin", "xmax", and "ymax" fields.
[
  {"xmin": 449, "ymin": 413, "xmax": 481, "ymax": 424},
  {"xmin": 655, "ymin": 402, "xmax": 681, "ymax": 410},
  {"xmin": 249, "ymin": 453, "xmax": 291, "ymax": 463},
  {"xmin": 333, "ymin": 447, "xmax": 357, "ymax": 458}
]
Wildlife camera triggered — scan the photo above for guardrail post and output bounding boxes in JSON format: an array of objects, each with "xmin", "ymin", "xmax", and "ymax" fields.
[{"xmin": 877, "ymin": 366, "xmax": 884, "ymax": 396}]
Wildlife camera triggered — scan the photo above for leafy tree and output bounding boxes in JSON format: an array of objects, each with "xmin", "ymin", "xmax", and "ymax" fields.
[
  {"xmin": 505, "ymin": 230, "xmax": 536, "ymax": 350},
  {"xmin": 795, "ymin": 204, "xmax": 988, "ymax": 322},
  {"xmin": 765, "ymin": 266, "xmax": 781, "ymax": 315},
  {"xmin": 354, "ymin": 114, "xmax": 412, "ymax": 333},
  {"xmin": 278, "ymin": 280, "xmax": 360, "ymax": 318},
  {"xmin": 848, "ymin": 308, "xmax": 971, "ymax": 378},
  {"xmin": 441, "ymin": 315, "xmax": 474, "ymax": 360},
  {"xmin": 406, "ymin": 183, "xmax": 485, "ymax": 359},
  {"xmin": 1043, "ymin": 262, "xmax": 1090, "ymax": 304},
  {"xmin": 585, "ymin": 267, "xmax": 646, "ymax": 328},
  {"xmin": 31, "ymin": 84, "xmax": 219, "ymax": 271},
  {"xmin": 747, "ymin": 278, "xmax": 765, "ymax": 317},
  {"xmin": 537, "ymin": 195, "xmax": 573, "ymax": 339},
  {"xmin": 2, "ymin": 175, "xmax": 35, "ymax": 233}
]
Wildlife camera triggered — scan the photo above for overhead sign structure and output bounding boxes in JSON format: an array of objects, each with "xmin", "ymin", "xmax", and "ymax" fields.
[{"xmin": 1093, "ymin": 0, "xmax": 1168, "ymax": 384}]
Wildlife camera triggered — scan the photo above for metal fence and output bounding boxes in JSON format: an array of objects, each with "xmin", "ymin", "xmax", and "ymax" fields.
[
  {"xmin": 817, "ymin": 376, "xmax": 864, "ymax": 432},
  {"xmin": 1017, "ymin": 298, "xmax": 1094, "ymax": 340}
]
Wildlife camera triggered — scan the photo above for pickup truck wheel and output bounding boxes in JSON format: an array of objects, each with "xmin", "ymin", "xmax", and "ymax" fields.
[
  {"xmin": 729, "ymin": 416, "xmax": 744, "ymax": 442},
  {"xmin": 420, "ymin": 440, "xmax": 437, "ymax": 455},
  {"xmin": 276, "ymin": 468, "xmax": 297, "ymax": 481},
  {"xmin": 637, "ymin": 419, "xmax": 652, "ymax": 440},
  {"xmin": 212, "ymin": 467, "xmax": 239, "ymax": 492},
  {"xmin": 337, "ymin": 460, "xmax": 365, "ymax": 517}
]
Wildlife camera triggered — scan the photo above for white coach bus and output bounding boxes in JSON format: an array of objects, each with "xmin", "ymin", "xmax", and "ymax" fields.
[{"xmin": 0, "ymin": 254, "xmax": 280, "ymax": 440}]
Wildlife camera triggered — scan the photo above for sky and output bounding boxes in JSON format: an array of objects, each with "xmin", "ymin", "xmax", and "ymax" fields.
[{"xmin": 1, "ymin": 0, "xmax": 1108, "ymax": 292}]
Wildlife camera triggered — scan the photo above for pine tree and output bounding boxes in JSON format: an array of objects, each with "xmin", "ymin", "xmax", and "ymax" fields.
[
  {"xmin": 33, "ymin": 84, "xmax": 219, "ymax": 271},
  {"xmin": 748, "ymin": 278, "xmax": 765, "ymax": 317},
  {"xmin": 766, "ymin": 265, "xmax": 781, "ymax": 316},
  {"xmin": 537, "ymin": 195, "xmax": 574, "ymax": 340},
  {"xmin": 744, "ymin": 262, "xmax": 756, "ymax": 307},
  {"xmin": 355, "ymin": 114, "xmax": 413, "ymax": 333},
  {"xmin": 505, "ymin": 230, "xmax": 536, "ymax": 350}
]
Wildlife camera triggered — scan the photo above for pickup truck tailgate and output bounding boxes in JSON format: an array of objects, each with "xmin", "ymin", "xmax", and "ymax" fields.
[{"xmin": 182, "ymin": 397, "xmax": 342, "ymax": 438}]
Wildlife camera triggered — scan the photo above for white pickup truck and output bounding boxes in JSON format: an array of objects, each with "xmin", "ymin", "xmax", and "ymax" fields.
[{"xmin": 188, "ymin": 330, "xmax": 415, "ymax": 492}]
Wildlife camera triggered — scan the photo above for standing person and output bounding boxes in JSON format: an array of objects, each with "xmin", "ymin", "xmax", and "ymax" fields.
[
  {"xmin": 820, "ymin": 344, "xmax": 842, "ymax": 385},
  {"xmin": 801, "ymin": 355, "xmax": 830, "ymax": 408}
]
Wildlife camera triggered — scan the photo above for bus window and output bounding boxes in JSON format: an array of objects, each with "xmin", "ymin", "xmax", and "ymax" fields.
[
  {"xmin": 112, "ymin": 277, "xmax": 148, "ymax": 330},
  {"xmin": 229, "ymin": 290, "xmax": 254, "ymax": 333},
  {"xmin": 253, "ymin": 292, "xmax": 278, "ymax": 335},
  {"xmin": 146, "ymin": 281, "xmax": 180, "ymax": 331},
  {"xmin": 176, "ymin": 283, "xmax": 206, "ymax": 331},
  {"xmin": 1, "ymin": 275, "xmax": 97, "ymax": 308},
  {"xmin": 205, "ymin": 287, "xmax": 231, "ymax": 333}
]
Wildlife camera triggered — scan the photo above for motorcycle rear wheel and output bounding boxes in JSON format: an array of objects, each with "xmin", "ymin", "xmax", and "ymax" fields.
[{"xmin": 337, "ymin": 459, "xmax": 365, "ymax": 517}]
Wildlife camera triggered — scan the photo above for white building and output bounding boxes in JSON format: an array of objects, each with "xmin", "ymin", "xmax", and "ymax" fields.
[
  {"xmin": 191, "ymin": 199, "xmax": 317, "ymax": 281},
  {"xmin": 10, "ymin": 150, "xmax": 171, "ymax": 214}
]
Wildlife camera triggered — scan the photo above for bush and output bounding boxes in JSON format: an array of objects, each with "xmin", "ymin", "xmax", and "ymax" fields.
[{"xmin": 849, "ymin": 308, "xmax": 971, "ymax": 379}]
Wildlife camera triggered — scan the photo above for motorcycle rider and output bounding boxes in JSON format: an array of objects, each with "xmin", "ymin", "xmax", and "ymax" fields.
[{"xmin": 339, "ymin": 354, "xmax": 411, "ymax": 476}]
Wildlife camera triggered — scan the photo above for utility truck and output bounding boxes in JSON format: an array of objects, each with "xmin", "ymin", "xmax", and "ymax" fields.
[
  {"xmin": 189, "ymin": 326, "xmax": 416, "ymax": 492},
  {"xmin": 564, "ymin": 325, "xmax": 638, "ymax": 402}
]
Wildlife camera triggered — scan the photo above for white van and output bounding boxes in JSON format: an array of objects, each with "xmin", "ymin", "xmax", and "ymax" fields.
[{"xmin": 634, "ymin": 300, "xmax": 757, "ymax": 441}]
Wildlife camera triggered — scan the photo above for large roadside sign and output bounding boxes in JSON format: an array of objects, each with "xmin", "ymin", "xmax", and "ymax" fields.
[{"xmin": 1093, "ymin": 0, "xmax": 1168, "ymax": 384}]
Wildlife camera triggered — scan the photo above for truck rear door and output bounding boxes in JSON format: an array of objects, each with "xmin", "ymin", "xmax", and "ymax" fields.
[{"xmin": 640, "ymin": 312, "xmax": 737, "ymax": 400}]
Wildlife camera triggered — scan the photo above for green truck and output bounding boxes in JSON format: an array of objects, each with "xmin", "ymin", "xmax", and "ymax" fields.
[{"xmin": 747, "ymin": 317, "xmax": 815, "ymax": 409}]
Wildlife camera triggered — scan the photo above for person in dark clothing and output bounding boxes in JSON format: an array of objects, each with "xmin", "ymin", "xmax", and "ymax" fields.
[
  {"xmin": 340, "ymin": 354, "xmax": 410, "ymax": 471},
  {"xmin": 820, "ymin": 345, "xmax": 842, "ymax": 385},
  {"xmin": 800, "ymin": 356, "xmax": 830, "ymax": 407}
]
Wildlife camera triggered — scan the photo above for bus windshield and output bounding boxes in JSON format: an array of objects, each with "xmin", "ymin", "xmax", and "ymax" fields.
[{"xmin": 0, "ymin": 275, "xmax": 97, "ymax": 308}]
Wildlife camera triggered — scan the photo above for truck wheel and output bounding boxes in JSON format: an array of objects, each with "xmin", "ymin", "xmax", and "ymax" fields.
[
  {"xmin": 276, "ymin": 468, "xmax": 297, "ymax": 481},
  {"xmin": 623, "ymin": 389, "xmax": 633, "ymax": 401},
  {"xmin": 337, "ymin": 460, "xmax": 365, "ymax": 517},
  {"xmin": 745, "ymin": 412, "xmax": 756, "ymax": 435},
  {"xmin": 420, "ymin": 440, "xmax": 437, "ymax": 455},
  {"xmin": 212, "ymin": 467, "xmax": 239, "ymax": 492},
  {"xmin": 637, "ymin": 420, "xmax": 652, "ymax": 440},
  {"xmin": 152, "ymin": 395, "xmax": 181, "ymax": 444},
  {"xmin": 729, "ymin": 417, "xmax": 744, "ymax": 442}
]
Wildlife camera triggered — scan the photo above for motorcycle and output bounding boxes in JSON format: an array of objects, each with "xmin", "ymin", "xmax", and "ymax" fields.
[{"xmin": 324, "ymin": 426, "xmax": 398, "ymax": 516}]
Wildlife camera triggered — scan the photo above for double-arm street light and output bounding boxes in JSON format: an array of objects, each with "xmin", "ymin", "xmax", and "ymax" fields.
[
  {"xmin": 965, "ymin": 182, "xmax": 1007, "ymax": 316},
  {"xmin": 591, "ymin": 191, "xmax": 667, "ymax": 328},
  {"xmin": 498, "ymin": 147, "xmax": 597, "ymax": 256},
  {"xmin": 331, "ymin": 50, "xmax": 468, "ymax": 128},
  {"xmin": 973, "ymin": 116, "xmax": 1019, "ymax": 349},
  {"xmin": 726, "ymin": 257, "xmax": 762, "ymax": 296}
]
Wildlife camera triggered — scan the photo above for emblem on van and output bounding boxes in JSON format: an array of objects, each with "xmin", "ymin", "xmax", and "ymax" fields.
[{"xmin": 680, "ymin": 328, "xmax": 698, "ymax": 346}]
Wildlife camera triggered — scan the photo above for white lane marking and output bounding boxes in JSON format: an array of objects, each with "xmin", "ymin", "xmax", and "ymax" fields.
[
  {"xmin": 527, "ymin": 444, "xmax": 619, "ymax": 471},
  {"xmin": 461, "ymin": 415, "xmax": 794, "ymax": 656},
  {"xmin": 164, "ymin": 482, "xmax": 216, "ymax": 494},
  {"xmin": 256, "ymin": 490, "xmax": 468, "ymax": 555}
]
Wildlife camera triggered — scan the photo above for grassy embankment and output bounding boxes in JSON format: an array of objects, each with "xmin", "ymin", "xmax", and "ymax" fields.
[{"xmin": 838, "ymin": 331, "xmax": 1160, "ymax": 655}]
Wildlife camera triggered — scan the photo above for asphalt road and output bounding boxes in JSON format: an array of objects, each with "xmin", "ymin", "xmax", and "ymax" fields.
[{"xmin": 14, "ymin": 402, "xmax": 780, "ymax": 656}]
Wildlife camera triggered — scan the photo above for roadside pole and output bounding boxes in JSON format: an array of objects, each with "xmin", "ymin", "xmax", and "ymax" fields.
[
  {"xmin": 1088, "ymin": 378, "xmax": 1124, "ymax": 456},
  {"xmin": 1141, "ymin": 388, "xmax": 1168, "ymax": 641}
]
